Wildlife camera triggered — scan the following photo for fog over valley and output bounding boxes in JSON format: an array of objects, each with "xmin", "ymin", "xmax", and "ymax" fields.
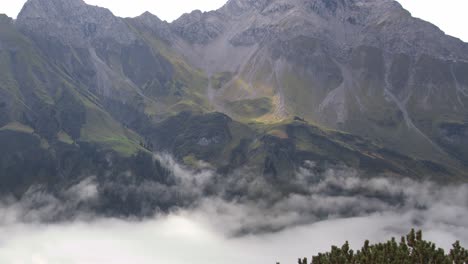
[
  {"xmin": 1, "ymin": 155, "xmax": 467, "ymax": 263},
  {"xmin": 1, "ymin": 210, "xmax": 467, "ymax": 264}
]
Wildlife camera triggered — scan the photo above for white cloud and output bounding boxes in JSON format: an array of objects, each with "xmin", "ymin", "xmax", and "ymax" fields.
[{"xmin": 0, "ymin": 205, "xmax": 467, "ymax": 264}]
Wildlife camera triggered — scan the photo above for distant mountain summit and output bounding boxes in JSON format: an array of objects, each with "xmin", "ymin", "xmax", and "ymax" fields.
[
  {"xmin": 161, "ymin": 0, "xmax": 468, "ymax": 165},
  {"xmin": 17, "ymin": 0, "xmax": 136, "ymax": 45},
  {"xmin": 0, "ymin": 0, "xmax": 468, "ymax": 212}
]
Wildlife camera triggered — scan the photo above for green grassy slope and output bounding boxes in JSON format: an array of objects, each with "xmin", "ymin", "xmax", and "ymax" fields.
[{"xmin": 0, "ymin": 15, "xmax": 144, "ymax": 157}]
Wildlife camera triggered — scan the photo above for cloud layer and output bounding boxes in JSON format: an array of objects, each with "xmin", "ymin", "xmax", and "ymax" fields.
[
  {"xmin": 0, "ymin": 203, "xmax": 467, "ymax": 264},
  {"xmin": 0, "ymin": 155, "xmax": 467, "ymax": 263}
]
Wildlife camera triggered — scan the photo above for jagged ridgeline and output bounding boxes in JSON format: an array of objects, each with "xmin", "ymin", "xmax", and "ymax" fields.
[
  {"xmin": 279, "ymin": 230, "xmax": 468, "ymax": 264},
  {"xmin": 1, "ymin": 0, "xmax": 468, "ymax": 215}
]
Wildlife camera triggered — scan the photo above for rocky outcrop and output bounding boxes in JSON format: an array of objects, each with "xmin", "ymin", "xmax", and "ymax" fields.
[
  {"xmin": 130, "ymin": 12, "xmax": 173, "ymax": 42},
  {"xmin": 221, "ymin": 0, "xmax": 273, "ymax": 15},
  {"xmin": 171, "ymin": 10, "xmax": 226, "ymax": 44},
  {"xmin": 16, "ymin": 0, "xmax": 177, "ymax": 110},
  {"xmin": 17, "ymin": 0, "xmax": 136, "ymax": 46}
]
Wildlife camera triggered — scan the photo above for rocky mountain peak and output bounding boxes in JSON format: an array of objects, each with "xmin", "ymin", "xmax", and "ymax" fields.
[
  {"xmin": 134, "ymin": 11, "xmax": 165, "ymax": 28},
  {"xmin": 222, "ymin": 0, "xmax": 273, "ymax": 15},
  {"xmin": 131, "ymin": 11, "xmax": 173, "ymax": 42},
  {"xmin": 17, "ymin": 0, "xmax": 135, "ymax": 46},
  {"xmin": 220, "ymin": 0, "xmax": 376, "ymax": 16},
  {"xmin": 0, "ymin": 14, "xmax": 13, "ymax": 24},
  {"xmin": 171, "ymin": 9, "xmax": 226, "ymax": 44},
  {"xmin": 138, "ymin": 11, "xmax": 162, "ymax": 21},
  {"xmin": 18, "ymin": 0, "xmax": 86, "ymax": 19}
]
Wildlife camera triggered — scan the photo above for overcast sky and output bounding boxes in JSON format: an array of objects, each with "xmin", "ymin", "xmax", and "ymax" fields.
[{"xmin": 0, "ymin": 0, "xmax": 467, "ymax": 42}]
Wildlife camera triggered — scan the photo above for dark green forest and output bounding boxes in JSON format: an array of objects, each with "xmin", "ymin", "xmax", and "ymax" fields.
[{"xmin": 279, "ymin": 230, "xmax": 468, "ymax": 264}]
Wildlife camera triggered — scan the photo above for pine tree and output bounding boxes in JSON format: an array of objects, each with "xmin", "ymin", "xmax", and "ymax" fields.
[{"xmin": 281, "ymin": 230, "xmax": 468, "ymax": 264}]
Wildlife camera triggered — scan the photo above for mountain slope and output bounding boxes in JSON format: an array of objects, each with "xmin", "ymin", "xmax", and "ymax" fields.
[
  {"xmin": 0, "ymin": 0, "xmax": 468, "ymax": 207},
  {"xmin": 167, "ymin": 0, "xmax": 468, "ymax": 166}
]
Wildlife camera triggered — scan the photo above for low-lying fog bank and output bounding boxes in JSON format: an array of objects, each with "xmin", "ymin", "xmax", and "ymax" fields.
[
  {"xmin": 0, "ymin": 207, "xmax": 467, "ymax": 264},
  {"xmin": 0, "ymin": 155, "xmax": 467, "ymax": 263}
]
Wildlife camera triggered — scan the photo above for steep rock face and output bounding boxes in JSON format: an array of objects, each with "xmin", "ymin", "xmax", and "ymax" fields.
[
  {"xmin": 167, "ymin": 0, "xmax": 468, "ymax": 164},
  {"xmin": 171, "ymin": 10, "xmax": 226, "ymax": 44},
  {"xmin": 16, "ymin": 0, "xmax": 179, "ymax": 103},
  {"xmin": 222, "ymin": 0, "xmax": 273, "ymax": 15},
  {"xmin": 17, "ymin": 0, "xmax": 135, "ymax": 46},
  {"xmin": 2, "ymin": 0, "xmax": 213, "ymax": 176},
  {"xmin": 0, "ymin": 14, "xmax": 88, "ymax": 141},
  {"xmin": 0, "ymin": 13, "xmax": 161, "ymax": 200},
  {"xmin": 130, "ymin": 12, "xmax": 173, "ymax": 42}
]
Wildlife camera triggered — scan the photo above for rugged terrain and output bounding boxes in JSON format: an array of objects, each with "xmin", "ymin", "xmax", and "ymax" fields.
[{"xmin": 1, "ymin": 0, "xmax": 468, "ymax": 217}]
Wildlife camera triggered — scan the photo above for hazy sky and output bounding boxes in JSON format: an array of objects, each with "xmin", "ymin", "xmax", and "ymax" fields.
[{"xmin": 0, "ymin": 0, "xmax": 467, "ymax": 42}]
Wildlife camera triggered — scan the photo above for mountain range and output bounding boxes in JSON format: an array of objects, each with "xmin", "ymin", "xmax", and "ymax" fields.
[{"xmin": 1, "ymin": 0, "xmax": 468, "ymax": 215}]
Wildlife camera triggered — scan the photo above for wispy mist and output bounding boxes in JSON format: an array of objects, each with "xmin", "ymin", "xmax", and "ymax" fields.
[
  {"xmin": 0, "ymin": 155, "xmax": 467, "ymax": 263},
  {"xmin": 0, "ymin": 204, "xmax": 467, "ymax": 264}
]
